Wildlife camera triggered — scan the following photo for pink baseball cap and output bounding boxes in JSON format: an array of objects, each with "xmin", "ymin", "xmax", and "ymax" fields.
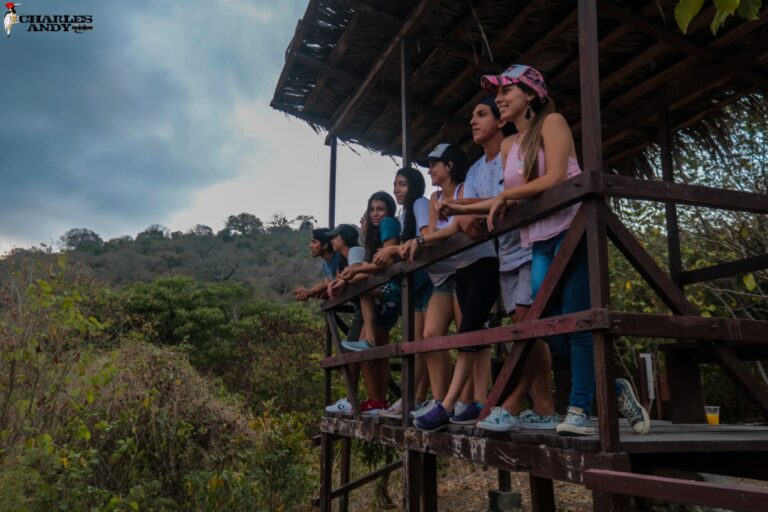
[{"xmin": 481, "ymin": 65, "xmax": 548, "ymax": 100}]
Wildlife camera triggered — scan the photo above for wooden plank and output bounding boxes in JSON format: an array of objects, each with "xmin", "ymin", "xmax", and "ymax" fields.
[
  {"xmin": 322, "ymin": 172, "xmax": 596, "ymax": 310},
  {"xmin": 606, "ymin": 312, "xmax": 768, "ymax": 343},
  {"xmin": 710, "ymin": 344, "xmax": 768, "ymax": 421},
  {"xmin": 679, "ymin": 253, "xmax": 768, "ymax": 285},
  {"xmin": 601, "ymin": 174, "xmax": 768, "ymax": 214},
  {"xmin": 321, "ymin": 310, "xmax": 611, "ymax": 368},
  {"xmin": 320, "ymin": 417, "xmax": 634, "ymax": 483},
  {"xmin": 329, "ymin": 459, "xmax": 403, "ymax": 499},
  {"xmin": 323, "ymin": 0, "xmax": 441, "ymax": 144},
  {"xmin": 584, "ymin": 469, "xmax": 768, "ymax": 512}
]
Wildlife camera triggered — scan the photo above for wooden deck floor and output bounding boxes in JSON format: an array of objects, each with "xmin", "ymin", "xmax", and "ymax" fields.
[{"xmin": 321, "ymin": 415, "xmax": 768, "ymax": 484}]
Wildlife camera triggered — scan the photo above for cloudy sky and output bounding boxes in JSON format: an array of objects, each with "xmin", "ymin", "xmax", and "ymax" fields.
[{"xmin": 1, "ymin": 0, "xmax": 435, "ymax": 253}]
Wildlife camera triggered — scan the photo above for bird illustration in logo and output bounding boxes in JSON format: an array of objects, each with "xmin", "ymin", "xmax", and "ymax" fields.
[{"xmin": 4, "ymin": 2, "xmax": 20, "ymax": 37}]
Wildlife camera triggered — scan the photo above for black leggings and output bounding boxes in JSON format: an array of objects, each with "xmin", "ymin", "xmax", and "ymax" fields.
[{"xmin": 455, "ymin": 257, "xmax": 499, "ymax": 352}]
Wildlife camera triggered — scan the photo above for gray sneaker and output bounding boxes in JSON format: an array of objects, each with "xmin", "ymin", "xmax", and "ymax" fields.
[
  {"xmin": 477, "ymin": 407, "xmax": 520, "ymax": 432},
  {"xmin": 556, "ymin": 407, "xmax": 596, "ymax": 436},
  {"xmin": 519, "ymin": 409, "xmax": 558, "ymax": 430},
  {"xmin": 409, "ymin": 399, "xmax": 434, "ymax": 418},
  {"xmin": 616, "ymin": 378, "xmax": 651, "ymax": 434}
]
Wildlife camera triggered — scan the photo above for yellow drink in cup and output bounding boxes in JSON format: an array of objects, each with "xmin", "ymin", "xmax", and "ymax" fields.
[{"xmin": 705, "ymin": 405, "xmax": 720, "ymax": 425}]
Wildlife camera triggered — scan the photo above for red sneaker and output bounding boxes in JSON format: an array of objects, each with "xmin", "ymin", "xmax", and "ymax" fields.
[{"xmin": 360, "ymin": 399, "xmax": 388, "ymax": 417}]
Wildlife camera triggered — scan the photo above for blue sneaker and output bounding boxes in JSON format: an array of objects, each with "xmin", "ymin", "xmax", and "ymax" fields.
[
  {"xmin": 477, "ymin": 407, "xmax": 520, "ymax": 432},
  {"xmin": 450, "ymin": 401, "xmax": 483, "ymax": 425},
  {"xmin": 615, "ymin": 378, "xmax": 651, "ymax": 434},
  {"xmin": 519, "ymin": 409, "xmax": 558, "ymax": 430},
  {"xmin": 413, "ymin": 402, "xmax": 450, "ymax": 431},
  {"xmin": 556, "ymin": 407, "xmax": 596, "ymax": 436},
  {"xmin": 341, "ymin": 340, "xmax": 374, "ymax": 352}
]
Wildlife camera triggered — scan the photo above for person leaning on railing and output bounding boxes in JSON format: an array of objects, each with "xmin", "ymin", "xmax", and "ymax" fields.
[
  {"xmin": 330, "ymin": 192, "xmax": 401, "ymax": 417},
  {"xmin": 400, "ymin": 143, "xmax": 501, "ymax": 432},
  {"xmin": 442, "ymin": 64, "xmax": 651, "ymax": 436}
]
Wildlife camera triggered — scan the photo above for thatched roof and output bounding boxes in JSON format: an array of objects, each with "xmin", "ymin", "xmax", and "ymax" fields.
[{"xmin": 271, "ymin": 0, "xmax": 768, "ymax": 176}]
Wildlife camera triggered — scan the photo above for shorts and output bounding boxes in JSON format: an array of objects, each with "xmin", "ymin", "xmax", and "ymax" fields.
[
  {"xmin": 432, "ymin": 274, "xmax": 456, "ymax": 296},
  {"xmin": 499, "ymin": 262, "xmax": 533, "ymax": 315},
  {"xmin": 413, "ymin": 270, "xmax": 434, "ymax": 312}
]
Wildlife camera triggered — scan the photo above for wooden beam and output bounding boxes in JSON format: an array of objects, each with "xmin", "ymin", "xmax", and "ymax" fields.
[
  {"xmin": 679, "ymin": 253, "xmax": 768, "ymax": 285},
  {"xmin": 710, "ymin": 344, "xmax": 768, "ymax": 420},
  {"xmin": 326, "ymin": 312, "xmax": 360, "ymax": 413},
  {"xmin": 323, "ymin": 0, "xmax": 441, "ymax": 144},
  {"xmin": 271, "ymin": 0, "xmax": 320, "ymax": 105},
  {"xmin": 330, "ymin": 459, "xmax": 403, "ymax": 499},
  {"xmin": 606, "ymin": 313, "xmax": 768, "ymax": 343},
  {"xmin": 584, "ymin": 469, "xmax": 768, "ymax": 512}
]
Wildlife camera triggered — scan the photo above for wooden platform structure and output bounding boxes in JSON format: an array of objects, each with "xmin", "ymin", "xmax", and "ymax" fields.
[{"xmin": 272, "ymin": 1, "xmax": 768, "ymax": 510}]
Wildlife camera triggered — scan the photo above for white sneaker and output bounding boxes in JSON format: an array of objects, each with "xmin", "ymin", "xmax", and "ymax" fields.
[
  {"xmin": 409, "ymin": 399, "xmax": 435, "ymax": 418},
  {"xmin": 341, "ymin": 340, "xmax": 374, "ymax": 352},
  {"xmin": 324, "ymin": 398, "xmax": 353, "ymax": 415},
  {"xmin": 380, "ymin": 398, "xmax": 403, "ymax": 419},
  {"xmin": 477, "ymin": 407, "xmax": 520, "ymax": 432}
]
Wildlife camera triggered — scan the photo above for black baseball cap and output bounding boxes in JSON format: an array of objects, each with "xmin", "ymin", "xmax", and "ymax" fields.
[
  {"xmin": 415, "ymin": 143, "xmax": 467, "ymax": 168},
  {"xmin": 325, "ymin": 224, "xmax": 359, "ymax": 247},
  {"xmin": 312, "ymin": 228, "xmax": 332, "ymax": 244}
]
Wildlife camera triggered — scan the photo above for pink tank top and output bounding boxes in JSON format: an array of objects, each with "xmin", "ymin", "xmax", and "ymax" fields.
[{"xmin": 503, "ymin": 140, "xmax": 582, "ymax": 247}]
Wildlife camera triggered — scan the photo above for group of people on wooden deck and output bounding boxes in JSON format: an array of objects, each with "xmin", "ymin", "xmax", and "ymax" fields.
[{"xmin": 294, "ymin": 65, "xmax": 651, "ymax": 437}]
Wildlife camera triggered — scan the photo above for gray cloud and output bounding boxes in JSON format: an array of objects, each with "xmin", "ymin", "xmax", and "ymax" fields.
[{"xmin": 0, "ymin": 0, "xmax": 305, "ymax": 245}]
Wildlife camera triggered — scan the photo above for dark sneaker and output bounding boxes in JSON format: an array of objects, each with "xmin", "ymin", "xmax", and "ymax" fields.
[
  {"xmin": 616, "ymin": 378, "xmax": 651, "ymax": 434},
  {"xmin": 556, "ymin": 407, "xmax": 596, "ymax": 436},
  {"xmin": 449, "ymin": 401, "xmax": 483, "ymax": 425},
  {"xmin": 413, "ymin": 402, "xmax": 450, "ymax": 431}
]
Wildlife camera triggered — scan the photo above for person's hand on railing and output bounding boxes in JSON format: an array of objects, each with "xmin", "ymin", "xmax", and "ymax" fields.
[
  {"xmin": 373, "ymin": 245, "xmax": 399, "ymax": 266},
  {"xmin": 487, "ymin": 195, "xmax": 516, "ymax": 232},
  {"xmin": 399, "ymin": 238, "xmax": 420, "ymax": 263},
  {"xmin": 436, "ymin": 198, "xmax": 465, "ymax": 220},
  {"xmin": 327, "ymin": 278, "xmax": 346, "ymax": 299},
  {"xmin": 293, "ymin": 287, "xmax": 311, "ymax": 301},
  {"xmin": 455, "ymin": 215, "xmax": 487, "ymax": 241}
]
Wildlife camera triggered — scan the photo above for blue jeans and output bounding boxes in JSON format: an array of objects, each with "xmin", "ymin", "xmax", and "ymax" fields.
[{"xmin": 531, "ymin": 231, "xmax": 596, "ymax": 414}]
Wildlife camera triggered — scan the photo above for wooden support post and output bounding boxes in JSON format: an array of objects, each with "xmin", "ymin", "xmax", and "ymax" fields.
[
  {"xmin": 319, "ymin": 433, "xmax": 334, "ymax": 512},
  {"xmin": 329, "ymin": 137, "xmax": 337, "ymax": 229},
  {"xmin": 586, "ymin": 200, "xmax": 620, "ymax": 453},
  {"xmin": 659, "ymin": 107, "xmax": 682, "ymax": 284},
  {"xmin": 326, "ymin": 313, "xmax": 360, "ymax": 413},
  {"xmin": 403, "ymin": 450, "xmax": 423, "ymax": 512},
  {"xmin": 324, "ymin": 322, "xmax": 332, "ymax": 406},
  {"xmin": 401, "ymin": 38, "xmax": 412, "ymax": 167},
  {"xmin": 498, "ymin": 469, "xmax": 511, "ymax": 493},
  {"xmin": 339, "ymin": 437, "xmax": 351, "ymax": 512},
  {"xmin": 423, "ymin": 453, "xmax": 438, "ymax": 512},
  {"xmin": 530, "ymin": 475, "xmax": 556, "ymax": 512}
]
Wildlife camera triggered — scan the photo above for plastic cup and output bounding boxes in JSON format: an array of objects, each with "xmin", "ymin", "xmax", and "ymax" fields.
[{"xmin": 705, "ymin": 405, "xmax": 720, "ymax": 425}]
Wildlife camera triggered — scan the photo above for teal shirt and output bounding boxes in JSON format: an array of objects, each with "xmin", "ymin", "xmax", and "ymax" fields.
[{"xmin": 379, "ymin": 217, "xmax": 400, "ymax": 244}]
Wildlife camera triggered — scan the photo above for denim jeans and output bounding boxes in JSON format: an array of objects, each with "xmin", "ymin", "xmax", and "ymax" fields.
[{"xmin": 531, "ymin": 231, "xmax": 596, "ymax": 414}]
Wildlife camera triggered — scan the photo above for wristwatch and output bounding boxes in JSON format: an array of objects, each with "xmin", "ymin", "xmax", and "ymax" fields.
[{"xmin": 416, "ymin": 234, "xmax": 425, "ymax": 246}]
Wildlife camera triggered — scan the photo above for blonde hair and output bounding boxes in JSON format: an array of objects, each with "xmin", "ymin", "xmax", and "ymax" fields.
[{"xmin": 517, "ymin": 84, "xmax": 556, "ymax": 183}]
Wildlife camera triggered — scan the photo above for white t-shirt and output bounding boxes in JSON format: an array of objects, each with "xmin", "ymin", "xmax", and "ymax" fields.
[
  {"xmin": 347, "ymin": 246, "xmax": 366, "ymax": 266},
  {"xmin": 464, "ymin": 153, "xmax": 532, "ymax": 272},
  {"xmin": 399, "ymin": 197, "xmax": 430, "ymax": 237}
]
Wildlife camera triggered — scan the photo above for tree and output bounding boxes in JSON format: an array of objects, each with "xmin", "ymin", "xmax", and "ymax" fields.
[
  {"xmin": 268, "ymin": 213, "xmax": 292, "ymax": 234},
  {"xmin": 59, "ymin": 228, "xmax": 103, "ymax": 251},
  {"xmin": 136, "ymin": 224, "xmax": 169, "ymax": 242},
  {"xmin": 293, "ymin": 215, "xmax": 317, "ymax": 231},
  {"xmin": 188, "ymin": 224, "xmax": 214, "ymax": 237},
  {"xmin": 225, "ymin": 213, "xmax": 263, "ymax": 237}
]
